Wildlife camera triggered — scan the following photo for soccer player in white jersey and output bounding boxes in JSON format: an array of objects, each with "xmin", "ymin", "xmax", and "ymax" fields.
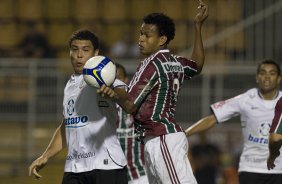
[
  {"xmin": 115, "ymin": 63, "xmax": 149, "ymax": 184},
  {"xmin": 186, "ymin": 60, "xmax": 282, "ymax": 184},
  {"xmin": 98, "ymin": 1, "xmax": 208, "ymax": 183},
  {"xmin": 28, "ymin": 29, "xmax": 128, "ymax": 184}
]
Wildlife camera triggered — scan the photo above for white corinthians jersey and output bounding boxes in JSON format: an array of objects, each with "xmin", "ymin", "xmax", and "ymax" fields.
[
  {"xmin": 212, "ymin": 88, "xmax": 282, "ymax": 173},
  {"xmin": 63, "ymin": 74, "xmax": 126, "ymax": 173}
]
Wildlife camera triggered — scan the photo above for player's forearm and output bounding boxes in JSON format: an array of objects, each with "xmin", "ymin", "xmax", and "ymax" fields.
[
  {"xmin": 191, "ymin": 23, "xmax": 205, "ymax": 73},
  {"xmin": 268, "ymin": 133, "xmax": 282, "ymax": 158},
  {"xmin": 42, "ymin": 122, "xmax": 66, "ymax": 159},
  {"xmin": 185, "ymin": 115, "xmax": 216, "ymax": 136},
  {"xmin": 113, "ymin": 88, "xmax": 138, "ymax": 114}
]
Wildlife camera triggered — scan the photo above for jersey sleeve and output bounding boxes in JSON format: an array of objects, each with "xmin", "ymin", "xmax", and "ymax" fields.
[
  {"xmin": 211, "ymin": 94, "xmax": 243, "ymax": 123},
  {"xmin": 270, "ymin": 97, "xmax": 282, "ymax": 134},
  {"xmin": 177, "ymin": 57, "xmax": 198, "ymax": 79},
  {"xmin": 112, "ymin": 78, "xmax": 127, "ymax": 90},
  {"xmin": 128, "ymin": 61, "xmax": 158, "ymax": 108}
]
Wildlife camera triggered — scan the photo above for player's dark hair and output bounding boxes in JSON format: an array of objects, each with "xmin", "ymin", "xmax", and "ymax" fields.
[
  {"xmin": 257, "ymin": 59, "xmax": 281, "ymax": 76},
  {"xmin": 143, "ymin": 13, "xmax": 175, "ymax": 45},
  {"xmin": 69, "ymin": 29, "xmax": 99, "ymax": 50},
  {"xmin": 115, "ymin": 63, "xmax": 127, "ymax": 77}
]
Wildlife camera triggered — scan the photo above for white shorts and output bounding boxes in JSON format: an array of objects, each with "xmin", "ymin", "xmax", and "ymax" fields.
[
  {"xmin": 129, "ymin": 175, "xmax": 149, "ymax": 184},
  {"xmin": 144, "ymin": 132, "xmax": 197, "ymax": 184}
]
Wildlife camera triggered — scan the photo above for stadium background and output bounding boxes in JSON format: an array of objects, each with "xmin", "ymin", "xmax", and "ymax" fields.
[{"xmin": 0, "ymin": 0, "xmax": 281, "ymax": 183}]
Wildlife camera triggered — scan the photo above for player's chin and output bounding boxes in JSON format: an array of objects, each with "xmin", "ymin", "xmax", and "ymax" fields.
[
  {"xmin": 139, "ymin": 48, "xmax": 144, "ymax": 53},
  {"xmin": 139, "ymin": 49, "xmax": 150, "ymax": 56},
  {"xmin": 74, "ymin": 68, "xmax": 83, "ymax": 74},
  {"xmin": 261, "ymin": 87, "xmax": 276, "ymax": 93}
]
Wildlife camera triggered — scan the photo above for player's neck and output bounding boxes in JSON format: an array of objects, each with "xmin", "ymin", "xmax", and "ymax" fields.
[{"xmin": 259, "ymin": 90, "xmax": 278, "ymax": 100}]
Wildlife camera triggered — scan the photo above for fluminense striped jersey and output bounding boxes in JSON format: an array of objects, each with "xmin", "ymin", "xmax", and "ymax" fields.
[
  {"xmin": 270, "ymin": 97, "xmax": 282, "ymax": 134},
  {"xmin": 116, "ymin": 105, "xmax": 146, "ymax": 181},
  {"xmin": 128, "ymin": 49, "xmax": 199, "ymax": 137}
]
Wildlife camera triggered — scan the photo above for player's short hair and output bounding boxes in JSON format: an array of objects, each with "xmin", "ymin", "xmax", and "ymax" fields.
[
  {"xmin": 115, "ymin": 63, "xmax": 127, "ymax": 77},
  {"xmin": 143, "ymin": 13, "xmax": 175, "ymax": 45},
  {"xmin": 257, "ymin": 59, "xmax": 281, "ymax": 76},
  {"xmin": 69, "ymin": 29, "xmax": 99, "ymax": 51}
]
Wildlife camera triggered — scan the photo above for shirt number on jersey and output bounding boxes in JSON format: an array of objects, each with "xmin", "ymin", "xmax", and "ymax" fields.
[{"xmin": 173, "ymin": 78, "xmax": 180, "ymax": 97}]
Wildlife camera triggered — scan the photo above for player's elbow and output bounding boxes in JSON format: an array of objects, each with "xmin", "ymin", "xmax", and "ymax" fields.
[
  {"xmin": 124, "ymin": 105, "xmax": 138, "ymax": 115},
  {"xmin": 269, "ymin": 133, "xmax": 282, "ymax": 144}
]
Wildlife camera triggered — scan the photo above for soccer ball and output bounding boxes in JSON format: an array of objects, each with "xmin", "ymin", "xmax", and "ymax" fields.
[{"xmin": 82, "ymin": 56, "xmax": 116, "ymax": 88}]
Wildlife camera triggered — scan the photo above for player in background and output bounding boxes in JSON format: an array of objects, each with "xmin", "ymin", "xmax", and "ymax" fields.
[
  {"xmin": 185, "ymin": 60, "xmax": 282, "ymax": 184},
  {"xmin": 115, "ymin": 63, "xmax": 149, "ymax": 184},
  {"xmin": 98, "ymin": 1, "xmax": 209, "ymax": 183},
  {"xmin": 28, "ymin": 29, "xmax": 128, "ymax": 184},
  {"xmin": 268, "ymin": 97, "xmax": 282, "ymax": 170}
]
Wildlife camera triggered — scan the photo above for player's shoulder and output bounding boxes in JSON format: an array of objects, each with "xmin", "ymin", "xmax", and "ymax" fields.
[
  {"xmin": 150, "ymin": 49, "xmax": 170, "ymax": 62},
  {"xmin": 244, "ymin": 88, "xmax": 257, "ymax": 96},
  {"xmin": 233, "ymin": 88, "xmax": 257, "ymax": 103}
]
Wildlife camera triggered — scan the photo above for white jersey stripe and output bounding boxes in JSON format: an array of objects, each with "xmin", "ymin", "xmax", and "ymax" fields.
[
  {"xmin": 133, "ymin": 71, "xmax": 157, "ymax": 105},
  {"xmin": 160, "ymin": 135, "xmax": 180, "ymax": 184}
]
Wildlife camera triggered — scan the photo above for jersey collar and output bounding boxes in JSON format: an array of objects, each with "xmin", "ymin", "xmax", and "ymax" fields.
[{"xmin": 257, "ymin": 89, "xmax": 279, "ymax": 100}]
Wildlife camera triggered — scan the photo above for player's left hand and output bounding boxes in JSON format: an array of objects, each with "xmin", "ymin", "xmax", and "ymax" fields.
[
  {"xmin": 28, "ymin": 155, "xmax": 48, "ymax": 179},
  {"xmin": 97, "ymin": 84, "xmax": 116, "ymax": 98},
  {"xmin": 194, "ymin": 0, "xmax": 209, "ymax": 24}
]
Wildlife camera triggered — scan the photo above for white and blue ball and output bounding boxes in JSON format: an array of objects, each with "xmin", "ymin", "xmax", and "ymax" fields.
[{"xmin": 83, "ymin": 56, "xmax": 116, "ymax": 88}]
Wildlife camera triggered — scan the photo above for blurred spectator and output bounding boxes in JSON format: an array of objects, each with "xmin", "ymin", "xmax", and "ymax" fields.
[
  {"xmin": 97, "ymin": 38, "xmax": 109, "ymax": 56},
  {"xmin": 15, "ymin": 21, "xmax": 54, "ymax": 58},
  {"xmin": 110, "ymin": 31, "xmax": 139, "ymax": 59},
  {"xmin": 190, "ymin": 143, "xmax": 223, "ymax": 184}
]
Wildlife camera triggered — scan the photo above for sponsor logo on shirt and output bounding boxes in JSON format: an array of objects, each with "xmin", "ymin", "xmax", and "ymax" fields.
[
  {"xmin": 212, "ymin": 101, "xmax": 226, "ymax": 109},
  {"xmin": 162, "ymin": 62, "xmax": 183, "ymax": 73},
  {"xmin": 66, "ymin": 151, "xmax": 95, "ymax": 161},
  {"xmin": 247, "ymin": 123, "xmax": 270, "ymax": 144},
  {"xmin": 64, "ymin": 116, "xmax": 89, "ymax": 128},
  {"xmin": 251, "ymin": 106, "xmax": 259, "ymax": 110},
  {"xmin": 67, "ymin": 99, "xmax": 75, "ymax": 116},
  {"xmin": 243, "ymin": 156, "xmax": 266, "ymax": 163},
  {"xmin": 65, "ymin": 98, "xmax": 89, "ymax": 128},
  {"xmin": 248, "ymin": 134, "xmax": 268, "ymax": 144},
  {"xmin": 116, "ymin": 128, "xmax": 135, "ymax": 138},
  {"xmin": 259, "ymin": 123, "xmax": 270, "ymax": 136}
]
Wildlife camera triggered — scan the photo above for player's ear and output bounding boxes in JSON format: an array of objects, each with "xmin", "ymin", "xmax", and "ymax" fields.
[
  {"xmin": 277, "ymin": 75, "xmax": 281, "ymax": 85},
  {"xmin": 159, "ymin": 35, "xmax": 167, "ymax": 47},
  {"xmin": 94, "ymin": 49, "xmax": 99, "ymax": 56}
]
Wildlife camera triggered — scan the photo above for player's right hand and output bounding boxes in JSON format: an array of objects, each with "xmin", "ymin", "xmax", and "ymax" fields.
[
  {"xmin": 194, "ymin": 0, "xmax": 209, "ymax": 24},
  {"xmin": 267, "ymin": 151, "xmax": 280, "ymax": 170},
  {"xmin": 28, "ymin": 155, "xmax": 48, "ymax": 179},
  {"xmin": 97, "ymin": 84, "xmax": 117, "ymax": 98}
]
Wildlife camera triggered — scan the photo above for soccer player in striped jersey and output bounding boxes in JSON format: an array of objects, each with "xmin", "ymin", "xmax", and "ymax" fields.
[
  {"xmin": 186, "ymin": 60, "xmax": 282, "ymax": 184},
  {"xmin": 116, "ymin": 63, "xmax": 149, "ymax": 184},
  {"xmin": 268, "ymin": 97, "xmax": 282, "ymax": 170},
  {"xmin": 98, "ymin": 1, "xmax": 208, "ymax": 183}
]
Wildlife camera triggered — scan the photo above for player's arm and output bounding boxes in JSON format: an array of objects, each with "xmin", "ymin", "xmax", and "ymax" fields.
[
  {"xmin": 97, "ymin": 85, "xmax": 138, "ymax": 114},
  {"xmin": 185, "ymin": 114, "xmax": 217, "ymax": 136},
  {"xmin": 113, "ymin": 87, "xmax": 138, "ymax": 114},
  {"xmin": 191, "ymin": 0, "xmax": 208, "ymax": 73},
  {"xmin": 29, "ymin": 122, "xmax": 66, "ymax": 179},
  {"xmin": 267, "ymin": 133, "xmax": 282, "ymax": 170}
]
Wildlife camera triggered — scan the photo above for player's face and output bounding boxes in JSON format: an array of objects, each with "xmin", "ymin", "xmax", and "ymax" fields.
[
  {"xmin": 256, "ymin": 64, "xmax": 281, "ymax": 93},
  {"xmin": 70, "ymin": 40, "xmax": 99, "ymax": 74},
  {"xmin": 138, "ymin": 23, "xmax": 167, "ymax": 56}
]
